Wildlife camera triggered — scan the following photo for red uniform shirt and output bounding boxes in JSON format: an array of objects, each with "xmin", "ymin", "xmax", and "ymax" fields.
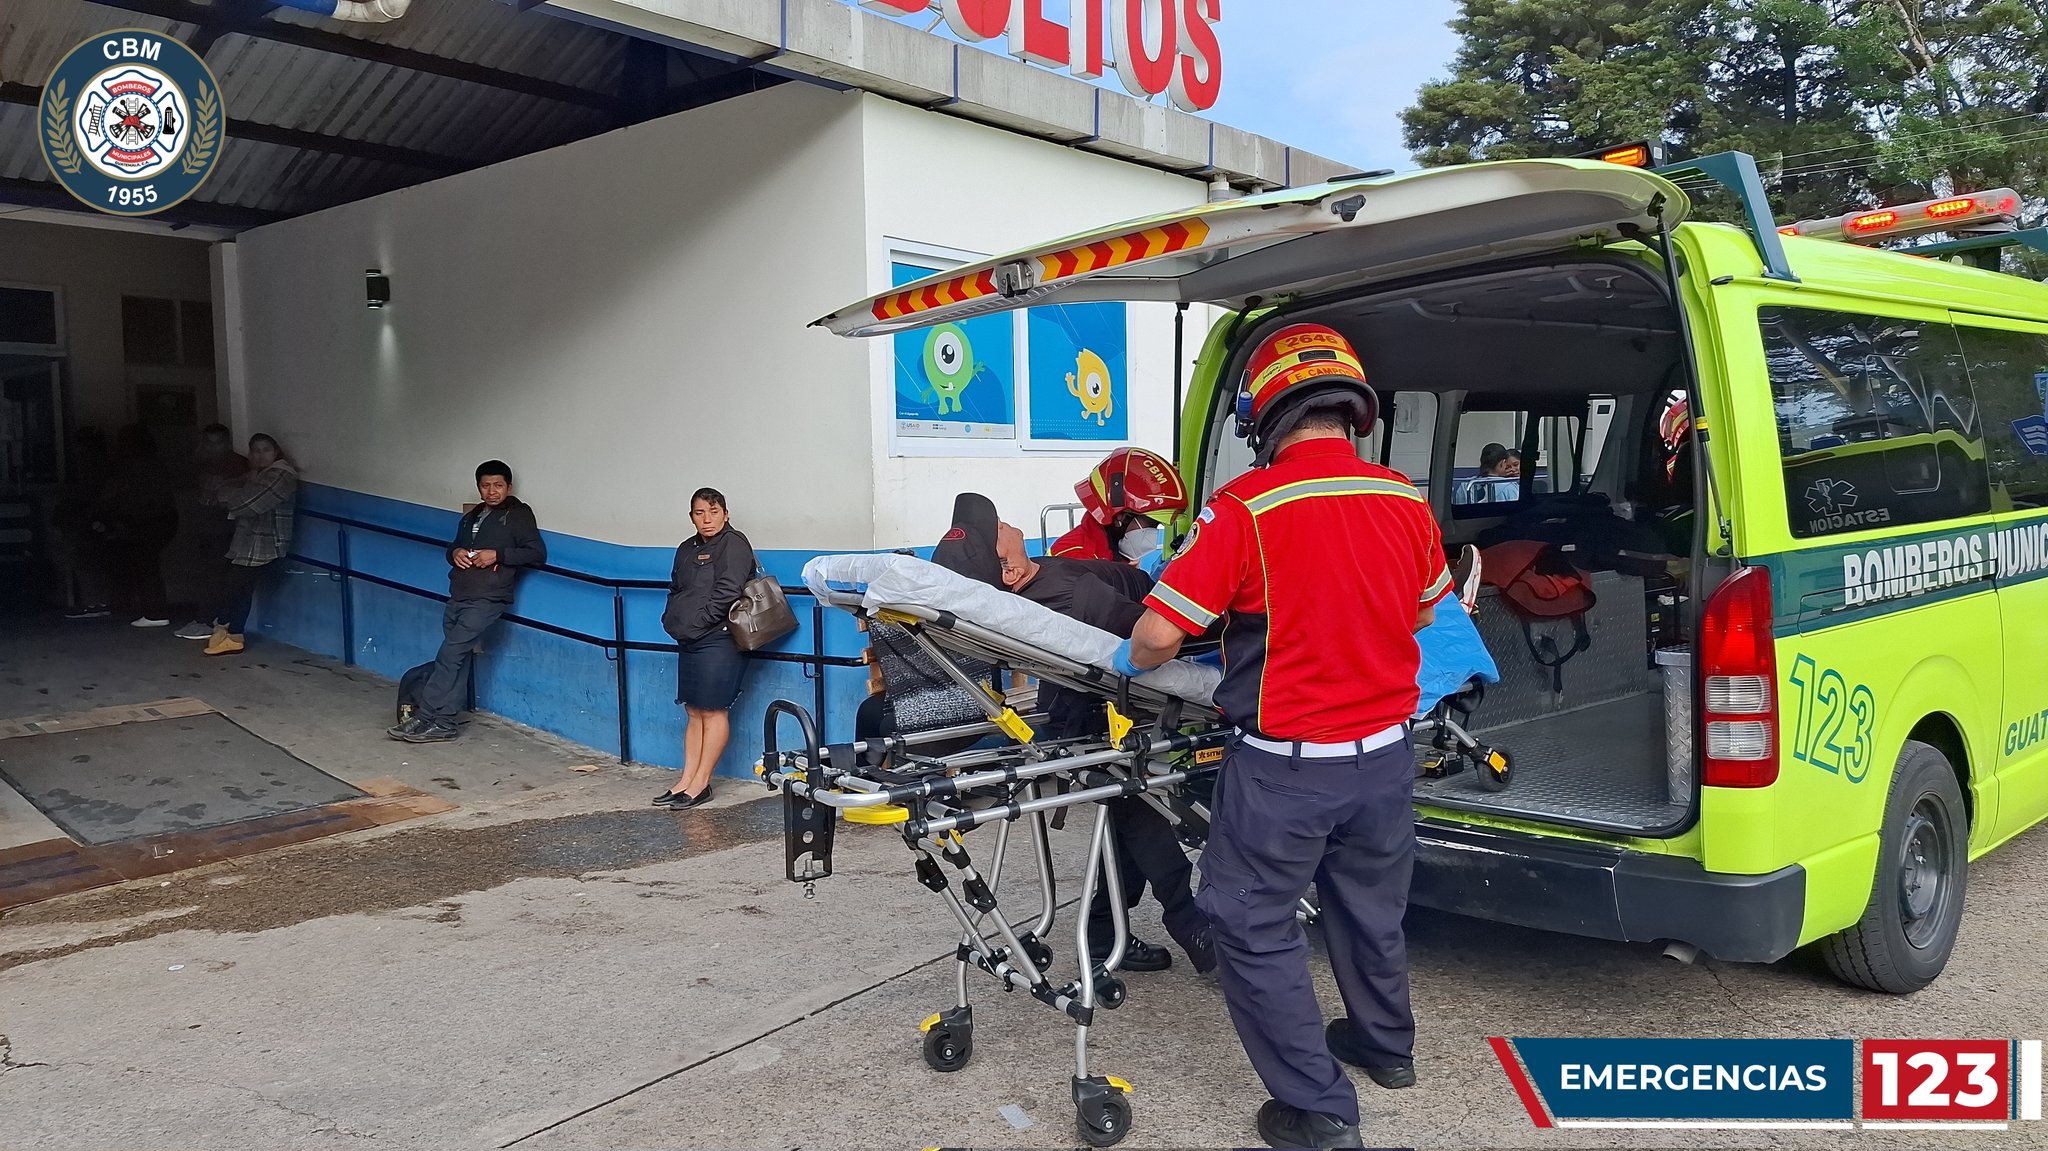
[
  {"xmin": 1145, "ymin": 438, "xmax": 1451, "ymax": 742},
  {"xmin": 1050, "ymin": 517, "xmax": 1115, "ymax": 562}
]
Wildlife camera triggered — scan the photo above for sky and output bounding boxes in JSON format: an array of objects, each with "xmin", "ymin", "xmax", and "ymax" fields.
[
  {"xmin": 1201, "ymin": 0, "xmax": 1463, "ymax": 171},
  {"xmin": 852, "ymin": 1, "xmax": 1465, "ymax": 172}
]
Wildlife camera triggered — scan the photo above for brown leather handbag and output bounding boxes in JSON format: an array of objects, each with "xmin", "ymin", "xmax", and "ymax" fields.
[{"xmin": 728, "ymin": 568, "xmax": 798, "ymax": 652}]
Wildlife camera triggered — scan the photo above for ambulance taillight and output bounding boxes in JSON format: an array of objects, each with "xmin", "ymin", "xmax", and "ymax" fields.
[
  {"xmin": 1700, "ymin": 566, "xmax": 1777, "ymax": 789},
  {"xmin": 1781, "ymin": 190, "xmax": 2023, "ymax": 243}
]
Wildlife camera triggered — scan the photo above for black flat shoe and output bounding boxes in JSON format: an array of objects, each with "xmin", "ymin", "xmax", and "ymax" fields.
[
  {"xmin": 1091, "ymin": 937, "xmax": 1172, "ymax": 972},
  {"xmin": 1325, "ymin": 1017, "xmax": 1416, "ymax": 1088},
  {"xmin": 1255, "ymin": 1099, "xmax": 1361, "ymax": 1149},
  {"xmin": 653, "ymin": 789, "xmax": 687, "ymax": 806},
  {"xmin": 660, "ymin": 790, "xmax": 706, "ymax": 809}
]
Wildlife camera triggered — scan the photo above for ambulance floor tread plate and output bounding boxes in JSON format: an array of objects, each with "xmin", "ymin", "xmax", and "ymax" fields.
[{"xmin": 1412, "ymin": 693, "xmax": 1683, "ymax": 831}]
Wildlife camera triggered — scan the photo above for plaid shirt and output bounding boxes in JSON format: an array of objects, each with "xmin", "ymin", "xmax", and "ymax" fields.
[{"xmin": 224, "ymin": 460, "xmax": 299, "ymax": 566}]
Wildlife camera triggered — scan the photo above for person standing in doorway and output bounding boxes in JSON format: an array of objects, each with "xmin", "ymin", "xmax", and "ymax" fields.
[
  {"xmin": 655, "ymin": 488, "xmax": 755, "ymax": 809},
  {"xmin": 388, "ymin": 461, "xmax": 546, "ymax": 743},
  {"xmin": 203, "ymin": 434, "xmax": 299, "ymax": 657},
  {"xmin": 1111, "ymin": 324, "xmax": 1449, "ymax": 1149},
  {"xmin": 95, "ymin": 424, "xmax": 180, "ymax": 628},
  {"xmin": 177, "ymin": 424, "xmax": 249, "ymax": 639}
]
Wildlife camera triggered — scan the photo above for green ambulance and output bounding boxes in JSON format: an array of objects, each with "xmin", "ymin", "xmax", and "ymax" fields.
[{"xmin": 818, "ymin": 152, "xmax": 2048, "ymax": 994}]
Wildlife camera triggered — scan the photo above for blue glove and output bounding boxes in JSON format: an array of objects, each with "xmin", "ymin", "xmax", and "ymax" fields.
[
  {"xmin": 1110, "ymin": 638, "xmax": 1146, "ymax": 679},
  {"xmin": 1138, "ymin": 547, "xmax": 1167, "ymax": 578}
]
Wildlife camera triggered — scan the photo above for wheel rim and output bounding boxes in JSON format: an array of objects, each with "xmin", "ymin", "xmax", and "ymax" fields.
[{"xmin": 1896, "ymin": 794, "xmax": 1956, "ymax": 950}]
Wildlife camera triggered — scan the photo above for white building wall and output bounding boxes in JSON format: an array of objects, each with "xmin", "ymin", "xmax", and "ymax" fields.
[
  {"xmin": 234, "ymin": 83, "xmax": 876, "ymax": 551},
  {"xmin": 856, "ymin": 95, "xmax": 1214, "ymax": 550}
]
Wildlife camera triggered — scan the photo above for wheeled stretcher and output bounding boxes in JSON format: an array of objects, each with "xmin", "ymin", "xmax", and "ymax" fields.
[{"xmin": 758, "ymin": 554, "xmax": 1228, "ymax": 1147}]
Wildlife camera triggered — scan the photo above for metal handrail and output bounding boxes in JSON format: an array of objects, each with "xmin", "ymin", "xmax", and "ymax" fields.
[{"xmin": 287, "ymin": 507, "xmax": 864, "ymax": 763}]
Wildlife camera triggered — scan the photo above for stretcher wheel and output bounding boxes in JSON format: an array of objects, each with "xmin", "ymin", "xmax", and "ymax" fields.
[
  {"xmin": 1076, "ymin": 1091, "xmax": 1132, "ymax": 1147},
  {"xmin": 1093, "ymin": 971, "xmax": 1126, "ymax": 1010},
  {"xmin": 921, "ymin": 1025, "xmax": 972, "ymax": 1073},
  {"xmin": 1020, "ymin": 933, "xmax": 1054, "ymax": 969},
  {"xmin": 1477, "ymin": 748, "xmax": 1513, "ymax": 792}
]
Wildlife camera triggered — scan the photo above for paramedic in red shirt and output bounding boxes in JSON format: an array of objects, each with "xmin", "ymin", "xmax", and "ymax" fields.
[
  {"xmin": 1050, "ymin": 447, "xmax": 1190, "ymax": 563},
  {"xmin": 1110, "ymin": 323, "xmax": 1449, "ymax": 1150}
]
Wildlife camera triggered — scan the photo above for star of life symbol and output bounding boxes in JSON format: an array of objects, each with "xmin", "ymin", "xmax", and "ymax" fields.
[
  {"xmin": 78, "ymin": 66, "xmax": 189, "ymax": 180},
  {"xmin": 1807, "ymin": 478, "xmax": 1859, "ymax": 518}
]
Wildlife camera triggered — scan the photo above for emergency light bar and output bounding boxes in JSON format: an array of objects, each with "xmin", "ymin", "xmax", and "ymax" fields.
[
  {"xmin": 1577, "ymin": 140, "xmax": 1665, "ymax": 169},
  {"xmin": 1780, "ymin": 190, "xmax": 2022, "ymax": 243}
]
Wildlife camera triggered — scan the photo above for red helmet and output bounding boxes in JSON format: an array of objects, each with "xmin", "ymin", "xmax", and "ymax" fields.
[
  {"xmin": 1076, "ymin": 447, "xmax": 1189, "ymax": 527},
  {"xmin": 1235, "ymin": 322, "xmax": 1378, "ymax": 446},
  {"xmin": 1660, "ymin": 396, "xmax": 1692, "ymax": 481}
]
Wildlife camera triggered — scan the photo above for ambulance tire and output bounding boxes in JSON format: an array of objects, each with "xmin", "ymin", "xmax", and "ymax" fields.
[{"xmin": 1820, "ymin": 740, "xmax": 1969, "ymax": 995}]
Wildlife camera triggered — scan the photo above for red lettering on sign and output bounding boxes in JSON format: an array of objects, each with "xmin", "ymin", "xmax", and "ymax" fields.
[
  {"xmin": 859, "ymin": 0, "xmax": 931, "ymax": 13},
  {"xmin": 1112, "ymin": 0, "xmax": 1177, "ymax": 99},
  {"xmin": 1069, "ymin": 0, "xmax": 1108, "ymax": 79},
  {"xmin": 941, "ymin": 0, "xmax": 1010, "ymax": 42},
  {"xmin": 1010, "ymin": 0, "xmax": 1070, "ymax": 67},
  {"xmin": 1172, "ymin": 0, "xmax": 1222, "ymax": 110}
]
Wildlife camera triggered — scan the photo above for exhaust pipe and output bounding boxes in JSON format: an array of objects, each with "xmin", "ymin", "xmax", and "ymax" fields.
[
  {"xmin": 1662, "ymin": 940, "xmax": 1702, "ymax": 965},
  {"xmin": 270, "ymin": 0, "xmax": 413, "ymax": 23}
]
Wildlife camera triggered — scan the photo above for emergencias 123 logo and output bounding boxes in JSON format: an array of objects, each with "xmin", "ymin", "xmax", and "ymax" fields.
[{"xmin": 39, "ymin": 29, "xmax": 224, "ymax": 216}]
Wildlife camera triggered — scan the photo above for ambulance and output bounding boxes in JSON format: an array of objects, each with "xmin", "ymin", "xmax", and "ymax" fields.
[{"xmin": 817, "ymin": 148, "xmax": 2048, "ymax": 993}]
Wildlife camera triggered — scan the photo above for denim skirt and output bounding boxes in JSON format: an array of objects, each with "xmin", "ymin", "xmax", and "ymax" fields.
[{"xmin": 677, "ymin": 628, "xmax": 748, "ymax": 709}]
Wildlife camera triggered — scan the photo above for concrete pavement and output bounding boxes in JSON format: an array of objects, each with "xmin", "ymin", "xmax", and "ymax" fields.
[{"xmin": 3, "ymin": 623, "xmax": 2046, "ymax": 1149}]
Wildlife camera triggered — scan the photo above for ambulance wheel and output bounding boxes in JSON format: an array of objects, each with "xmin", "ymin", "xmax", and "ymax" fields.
[
  {"xmin": 1477, "ymin": 748, "xmax": 1513, "ymax": 792},
  {"xmin": 1820, "ymin": 740, "xmax": 1968, "ymax": 995},
  {"xmin": 1076, "ymin": 1092, "xmax": 1132, "ymax": 1147},
  {"xmin": 921, "ymin": 1025, "xmax": 972, "ymax": 1073}
]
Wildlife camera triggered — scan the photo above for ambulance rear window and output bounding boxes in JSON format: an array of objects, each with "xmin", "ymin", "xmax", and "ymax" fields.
[{"xmin": 1763, "ymin": 306, "xmax": 1991, "ymax": 538}]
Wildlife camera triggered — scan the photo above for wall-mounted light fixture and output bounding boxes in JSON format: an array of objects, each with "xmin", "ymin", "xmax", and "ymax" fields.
[{"xmin": 365, "ymin": 268, "xmax": 392, "ymax": 309}]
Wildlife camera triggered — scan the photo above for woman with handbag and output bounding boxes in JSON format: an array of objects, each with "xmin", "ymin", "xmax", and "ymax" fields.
[{"xmin": 656, "ymin": 488, "xmax": 757, "ymax": 809}]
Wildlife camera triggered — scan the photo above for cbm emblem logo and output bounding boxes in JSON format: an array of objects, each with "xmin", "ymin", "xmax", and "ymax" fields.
[{"xmin": 39, "ymin": 30, "xmax": 223, "ymax": 217}]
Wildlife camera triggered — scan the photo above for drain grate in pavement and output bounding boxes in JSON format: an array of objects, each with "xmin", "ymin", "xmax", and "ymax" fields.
[{"xmin": 0, "ymin": 709, "xmax": 363, "ymax": 846}]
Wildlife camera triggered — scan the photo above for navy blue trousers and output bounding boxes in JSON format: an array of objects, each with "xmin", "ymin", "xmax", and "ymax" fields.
[{"xmin": 1195, "ymin": 737, "xmax": 1417, "ymax": 1125}]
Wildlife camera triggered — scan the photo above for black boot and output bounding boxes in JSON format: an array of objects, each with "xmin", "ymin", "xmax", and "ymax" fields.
[
  {"xmin": 1255, "ymin": 1099, "xmax": 1362, "ymax": 1149},
  {"xmin": 1325, "ymin": 1018, "xmax": 1416, "ymax": 1088}
]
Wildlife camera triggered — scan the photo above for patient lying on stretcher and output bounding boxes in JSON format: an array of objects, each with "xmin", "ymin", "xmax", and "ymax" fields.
[{"xmin": 930, "ymin": 494, "xmax": 1216, "ymax": 976}]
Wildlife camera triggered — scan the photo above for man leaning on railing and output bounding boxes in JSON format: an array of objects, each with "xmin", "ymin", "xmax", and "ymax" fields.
[{"xmin": 387, "ymin": 460, "xmax": 546, "ymax": 744}]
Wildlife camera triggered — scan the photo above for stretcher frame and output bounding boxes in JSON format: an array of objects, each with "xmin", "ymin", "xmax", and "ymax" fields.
[{"xmin": 759, "ymin": 589, "xmax": 1227, "ymax": 1148}]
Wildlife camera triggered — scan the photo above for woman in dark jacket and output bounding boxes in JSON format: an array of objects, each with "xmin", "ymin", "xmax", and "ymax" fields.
[{"xmin": 655, "ymin": 488, "xmax": 756, "ymax": 808}]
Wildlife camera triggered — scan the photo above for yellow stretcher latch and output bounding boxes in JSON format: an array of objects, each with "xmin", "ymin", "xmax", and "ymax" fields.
[
  {"xmin": 920, "ymin": 1014, "xmax": 943, "ymax": 1034},
  {"xmin": 1105, "ymin": 702, "xmax": 1134, "ymax": 751},
  {"xmin": 1106, "ymin": 1076, "xmax": 1133, "ymax": 1095},
  {"xmin": 995, "ymin": 707, "xmax": 1036, "ymax": 744},
  {"xmin": 843, "ymin": 804, "xmax": 910, "ymax": 826},
  {"xmin": 875, "ymin": 609, "xmax": 921, "ymax": 627}
]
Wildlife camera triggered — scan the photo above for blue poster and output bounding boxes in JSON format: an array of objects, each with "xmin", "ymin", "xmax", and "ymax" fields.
[
  {"xmin": 1028, "ymin": 302, "xmax": 1128, "ymax": 442},
  {"xmin": 891, "ymin": 262, "xmax": 1015, "ymax": 439}
]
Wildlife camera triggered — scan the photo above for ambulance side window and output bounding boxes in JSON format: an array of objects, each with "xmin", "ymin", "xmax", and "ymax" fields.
[
  {"xmin": 1762, "ymin": 306, "xmax": 1989, "ymax": 538},
  {"xmin": 1382, "ymin": 391, "xmax": 1437, "ymax": 491},
  {"xmin": 1953, "ymin": 325, "xmax": 2048, "ymax": 511}
]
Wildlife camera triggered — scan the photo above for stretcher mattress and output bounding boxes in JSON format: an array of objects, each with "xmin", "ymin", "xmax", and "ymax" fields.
[{"xmin": 803, "ymin": 553, "xmax": 1222, "ymax": 708}]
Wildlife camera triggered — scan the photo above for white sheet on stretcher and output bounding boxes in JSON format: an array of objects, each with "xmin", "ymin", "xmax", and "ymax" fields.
[{"xmin": 803, "ymin": 553, "xmax": 1222, "ymax": 708}]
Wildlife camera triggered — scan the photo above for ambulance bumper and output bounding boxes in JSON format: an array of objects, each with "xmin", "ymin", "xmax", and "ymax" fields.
[{"xmin": 1409, "ymin": 821, "xmax": 1806, "ymax": 964}]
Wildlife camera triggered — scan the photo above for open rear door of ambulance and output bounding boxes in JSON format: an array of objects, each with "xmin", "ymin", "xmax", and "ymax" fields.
[{"xmin": 814, "ymin": 159, "xmax": 1691, "ymax": 338}]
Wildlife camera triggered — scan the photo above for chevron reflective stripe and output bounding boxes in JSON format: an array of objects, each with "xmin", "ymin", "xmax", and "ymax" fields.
[
  {"xmin": 1036, "ymin": 219, "xmax": 1211, "ymax": 283},
  {"xmin": 1148, "ymin": 579, "xmax": 1220, "ymax": 629},
  {"xmin": 1422, "ymin": 568, "xmax": 1453, "ymax": 603},
  {"xmin": 1243, "ymin": 477, "xmax": 1426, "ymax": 516},
  {"xmin": 871, "ymin": 268, "xmax": 1002, "ymax": 322}
]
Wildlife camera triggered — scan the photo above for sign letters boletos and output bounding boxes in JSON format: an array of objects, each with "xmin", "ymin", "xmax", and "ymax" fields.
[{"xmin": 859, "ymin": 0, "xmax": 1224, "ymax": 111}]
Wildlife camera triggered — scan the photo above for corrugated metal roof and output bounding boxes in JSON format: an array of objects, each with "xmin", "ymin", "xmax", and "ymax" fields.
[{"xmin": 0, "ymin": 0, "xmax": 733, "ymax": 227}]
